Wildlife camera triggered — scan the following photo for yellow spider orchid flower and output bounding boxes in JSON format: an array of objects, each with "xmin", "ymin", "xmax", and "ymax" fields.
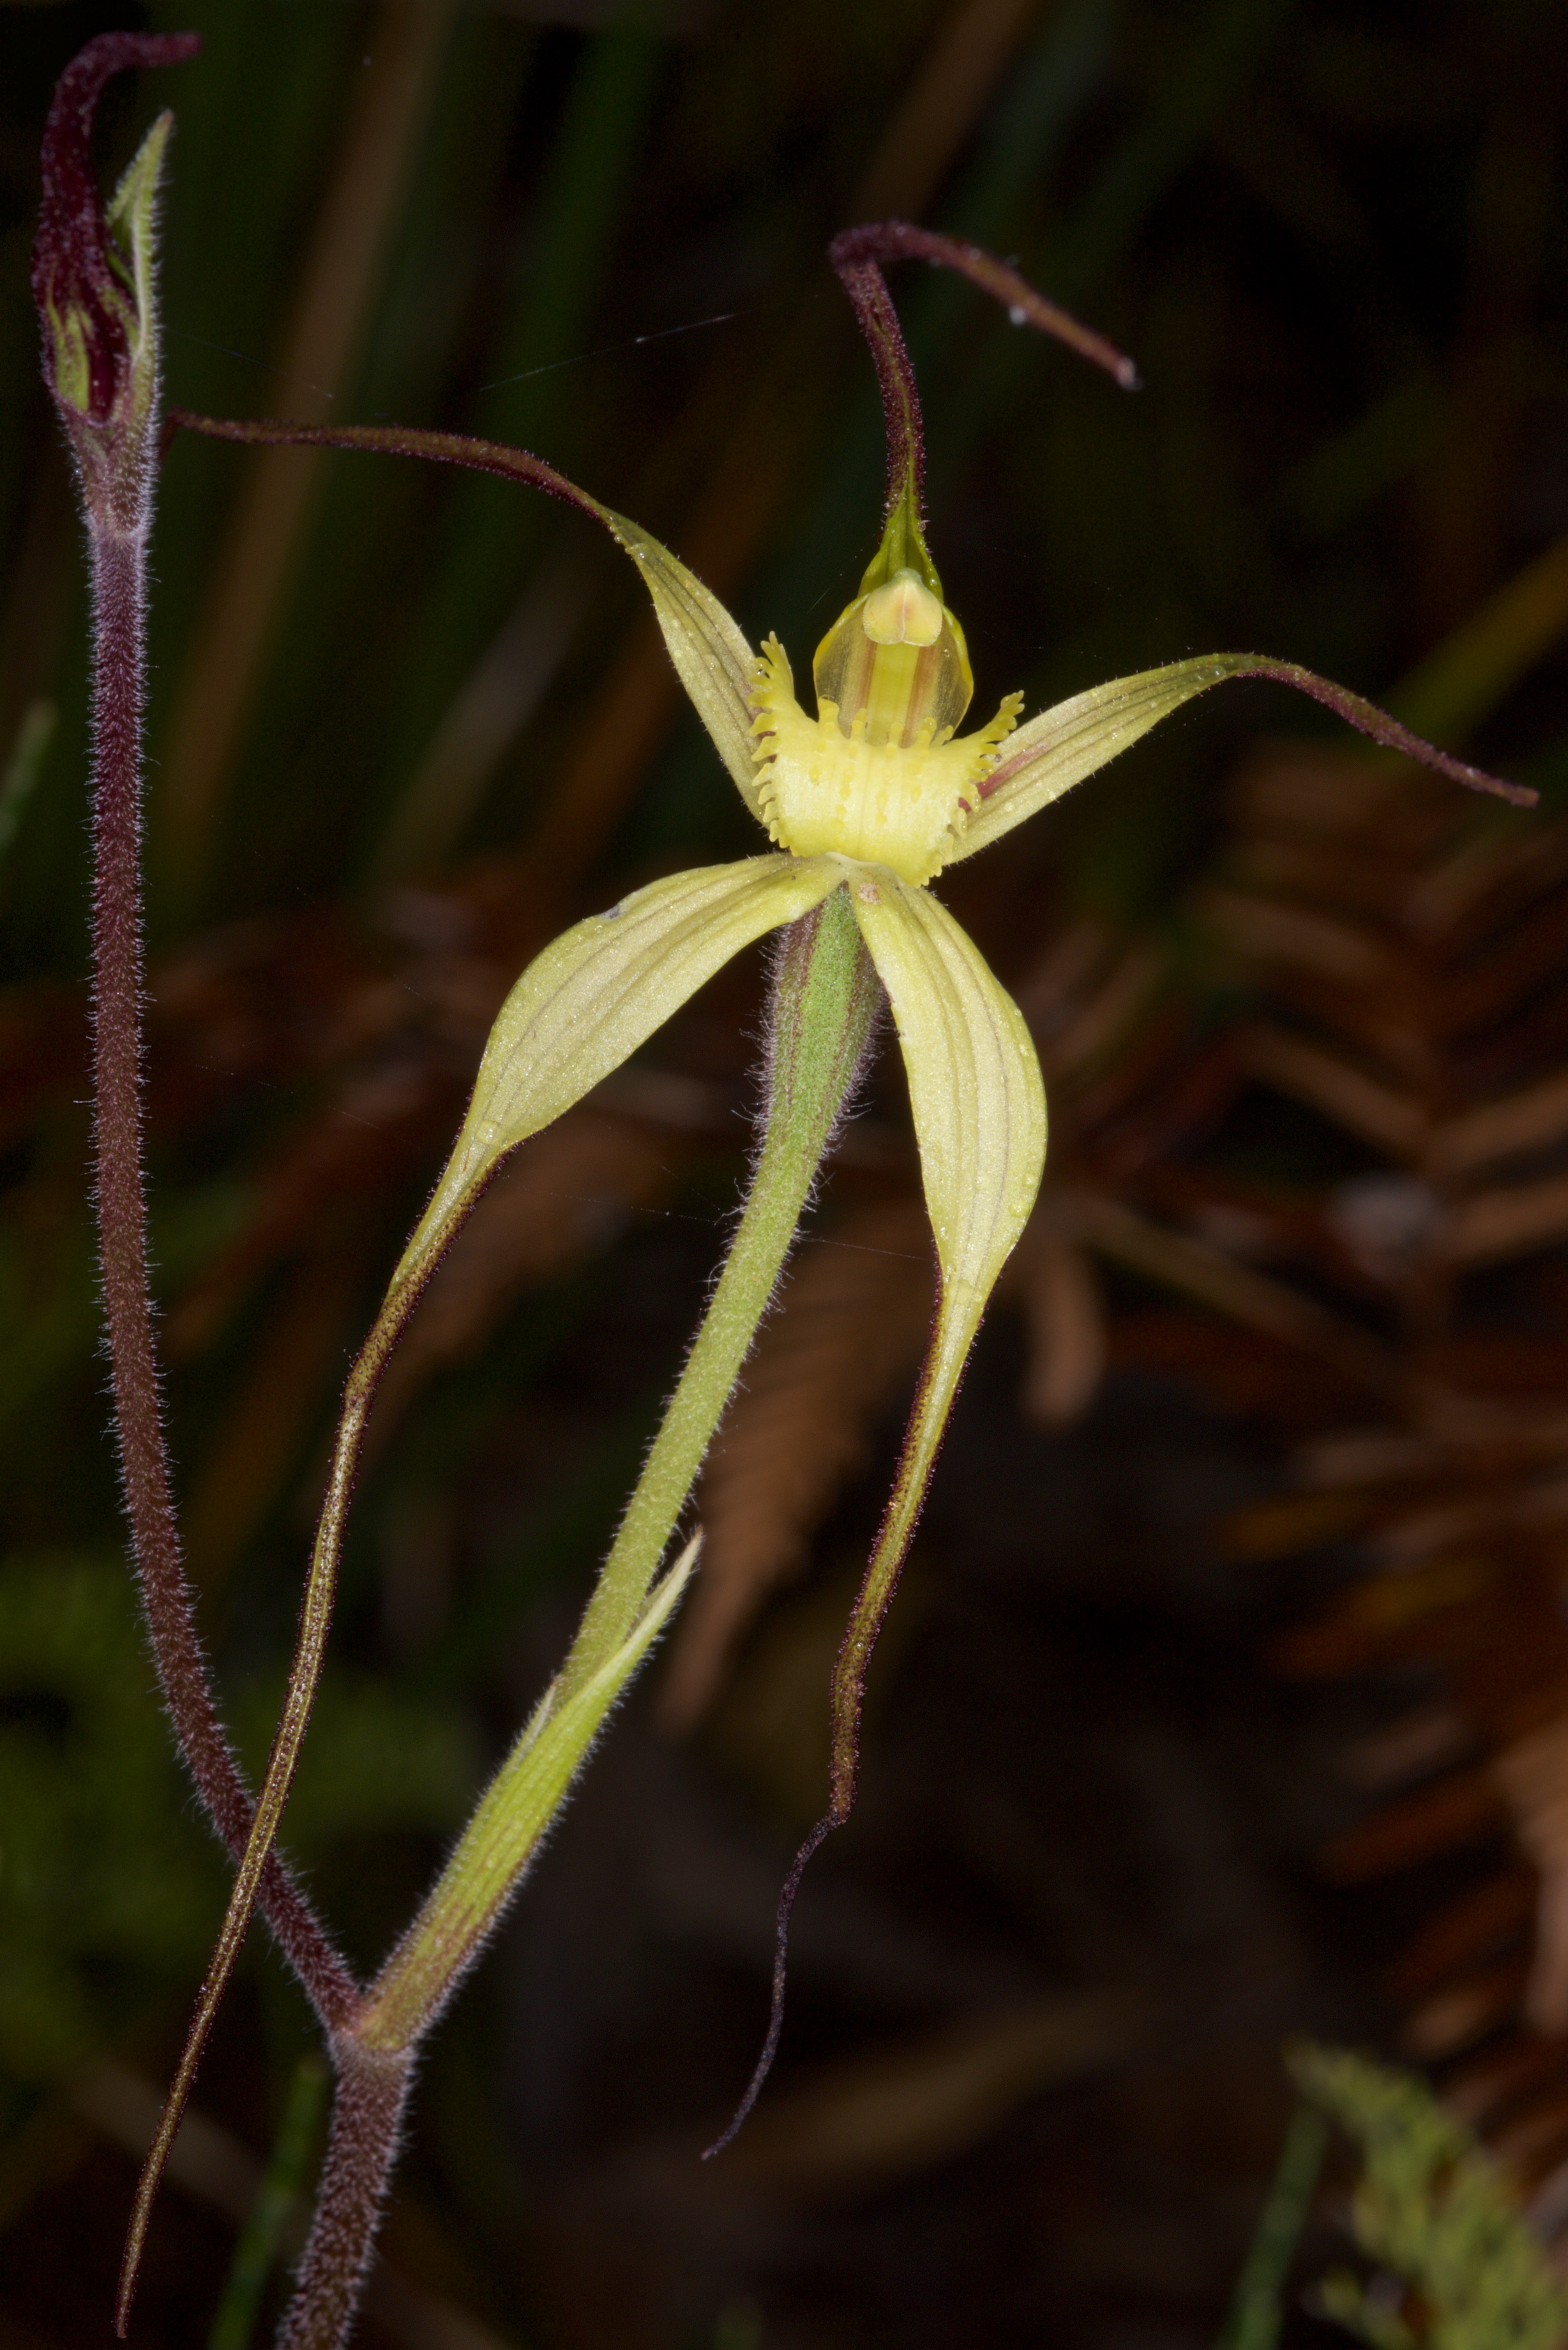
[{"xmin": 137, "ymin": 224, "xmax": 1532, "ymax": 2310}]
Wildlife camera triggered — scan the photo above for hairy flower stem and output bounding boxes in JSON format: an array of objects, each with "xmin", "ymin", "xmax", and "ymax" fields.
[
  {"xmin": 118, "ymin": 1266, "xmax": 421, "ymax": 2327},
  {"xmin": 36, "ymin": 27, "xmax": 352, "ymax": 2028},
  {"xmin": 33, "ymin": 34, "xmax": 364, "ymax": 2339},
  {"xmin": 356, "ymin": 886, "xmax": 879, "ymax": 2059},
  {"xmin": 275, "ymin": 2036, "xmax": 411, "ymax": 2350},
  {"xmin": 88, "ymin": 518, "xmax": 357, "ymax": 2038},
  {"xmin": 563, "ymin": 887, "xmax": 879, "ymax": 1692}
]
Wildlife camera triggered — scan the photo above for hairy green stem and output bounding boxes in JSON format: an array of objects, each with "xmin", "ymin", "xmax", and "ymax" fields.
[
  {"xmin": 565, "ymin": 886, "xmax": 878, "ymax": 1691},
  {"xmin": 358, "ymin": 884, "xmax": 878, "ymax": 2051},
  {"xmin": 41, "ymin": 40, "xmax": 368, "ymax": 2342}
]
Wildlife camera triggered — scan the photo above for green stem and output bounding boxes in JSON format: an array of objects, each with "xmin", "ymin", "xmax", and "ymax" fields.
[
  {"xmin": 207, "ymin": 2054, "xmax": 328, "ymax": 2350},
  {"xmin": 565, "ymin": 884, "xmax": 877, "ymax": 1689},
  {"xmin": 1217, "ymin": 2103, "xmax": 1329, "ymax": 2350},
  {"xmin": 356, "ymin": 883, "xmax": 877, "ymax": 2052}
]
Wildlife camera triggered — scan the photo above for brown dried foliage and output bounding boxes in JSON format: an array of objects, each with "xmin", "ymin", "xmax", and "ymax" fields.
[{"xmin": 1154, "ymin": 738, "xmax": 1568, "ymax": 2227}]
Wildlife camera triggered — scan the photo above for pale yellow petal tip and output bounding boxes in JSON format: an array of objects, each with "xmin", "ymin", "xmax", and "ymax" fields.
[{"xmin": 749, "ymin": 634, "xmax": 1022, "ymax": 884}]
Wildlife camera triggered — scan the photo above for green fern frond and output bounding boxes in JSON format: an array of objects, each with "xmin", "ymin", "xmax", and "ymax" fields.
[{"xmin": 1290, "ymin": 2042, "xmax": 1568, "ymax": 2350}]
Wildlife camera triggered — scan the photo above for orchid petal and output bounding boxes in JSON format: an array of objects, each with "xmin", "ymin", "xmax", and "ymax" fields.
[
  {"xmin": 398, "ymin": 853, "xmax": 840, "ymax": 1287},
  {"xmin": 608, "ymin": 515, "xmax": 764, "ymax": 818},
  {"xmin": 702, "ymin": 873, "xmax": 1048, "ymax": 2158},
  {"xmin": 835, "ymin": 874, "xmax": 1046, "ymax": 1694},
  {"xmin": 949, "ymin": 653, "xmax": 1535, "ymax": 867},
  {"xmin": 851, "ymin": 873, "xmax": 1045, "ymax": 1321}
]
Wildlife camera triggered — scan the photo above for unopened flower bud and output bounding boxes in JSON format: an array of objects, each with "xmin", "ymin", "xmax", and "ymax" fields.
[{"xmin": 31, "ymin": 33, "xmax": 198, "ymax": 513}]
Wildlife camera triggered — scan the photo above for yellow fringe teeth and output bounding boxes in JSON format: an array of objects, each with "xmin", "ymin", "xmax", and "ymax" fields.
[{"xmin": 750, "ymin": 635, "xmax": 1022, "ymax": 885}]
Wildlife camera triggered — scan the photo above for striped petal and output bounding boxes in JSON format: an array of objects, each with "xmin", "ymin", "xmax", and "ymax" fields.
[
  {"xmin": 610, "ymin": 514, "xmax": 765, "ymax": 819},
  {"xmin": 852, "ymin": 872, "xmax": 1045, "ymax": 1337},
  {"xmin": 398, "ymin": 853, "xmax": 841, "ymax": 1287},
  {"xmin": 949, "ymin": 653, "xmax": 1534, "ymax": 868},
  {"xmin": 826, "ymin": 872, "xmax": 1046, "ymax": 1771}
]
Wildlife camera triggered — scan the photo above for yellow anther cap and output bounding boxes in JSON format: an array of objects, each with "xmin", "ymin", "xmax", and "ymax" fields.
[{"xmin": 861, "ymin": 568, "xmax": 944, "ymax": 646}]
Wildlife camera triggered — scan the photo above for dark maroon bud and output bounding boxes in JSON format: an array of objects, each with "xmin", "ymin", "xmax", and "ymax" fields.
[{"xmin": 32, "ymin": 32, "xmax": 199, "ymax": 425}]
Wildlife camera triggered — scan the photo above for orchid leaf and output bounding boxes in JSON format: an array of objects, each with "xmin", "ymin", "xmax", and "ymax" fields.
[
  {"xmin": 951, "ymin": 653, "xmax": 1535, "ymax": 868},
  {"xmin": 395, "ymin": 852, "xmax": 839, "ymax": 1291},
  {"xmin": 358, "ymin": 1537, "xmax": 700, "ymax": 2052}
]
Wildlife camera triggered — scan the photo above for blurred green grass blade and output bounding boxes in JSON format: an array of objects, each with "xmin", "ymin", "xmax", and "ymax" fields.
[
  {"xmin": 149, "ymin": 3, "xmax": 362, "ymax": 425},
  {"xmin": 207, "ymin": 2053, "xmax": 328, "ymax": 2350},
  {"xmin": 1385, "ymin": 529, "xmax": 1568, "ymax": 749},
  {"xmin": 1522, "ymin": 720, "xmax": 1568, "ymax": 808},
  {"xmin": 924, "ymin": 0, "xmax": 1126, "ymax": 288},
  {"xmin": 931, "ymin": 0, "xmax": 1302, "ymax": 480},
  {"xmin": 245, "ymin": 17, "xmax": 665, "ymax": 900},
  {"xmin": 1276, "ymin": 374, "xmax": 1445, "ymax": 540},
  {"xmin": 155, "ymin": 0, "xmax": 464, "ymax": 910},
  {"xmin": 0, "ymin": 700, "xmax": 56, "ymax": 870},
  {"xmin": 368, "ymin": 20, "xmax": 666, "ymax": 869},
  {"xmin": 147, "ymin": 0, "xmax": 365, "ymax": 765},
  {"xmin": 1053, "ymin": 0, "xmax": 1300, "ymax": 299},
  {"xmin": 371, "ymin": 535, "xmax": 601, "ymax": 880},
  {"xmin": 477, "ymin": 20, "xmax": 666, "ymax": 443},
  {"xmin": 0, "ymin": 248, "xmax": 38, "ymax": 576},
  {"xmin": 1216, "ymin": 2103, "xmax": 1328, "ymax": 2350},
  {"xmin": 206, "ymin": 17, "xmax": 542, "ymax": 909}
]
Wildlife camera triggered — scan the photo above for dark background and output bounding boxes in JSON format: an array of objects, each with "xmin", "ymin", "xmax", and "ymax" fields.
[{"xmin": 4, "ymin": 2, "xmax": 1568, "ymax": 2345}]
